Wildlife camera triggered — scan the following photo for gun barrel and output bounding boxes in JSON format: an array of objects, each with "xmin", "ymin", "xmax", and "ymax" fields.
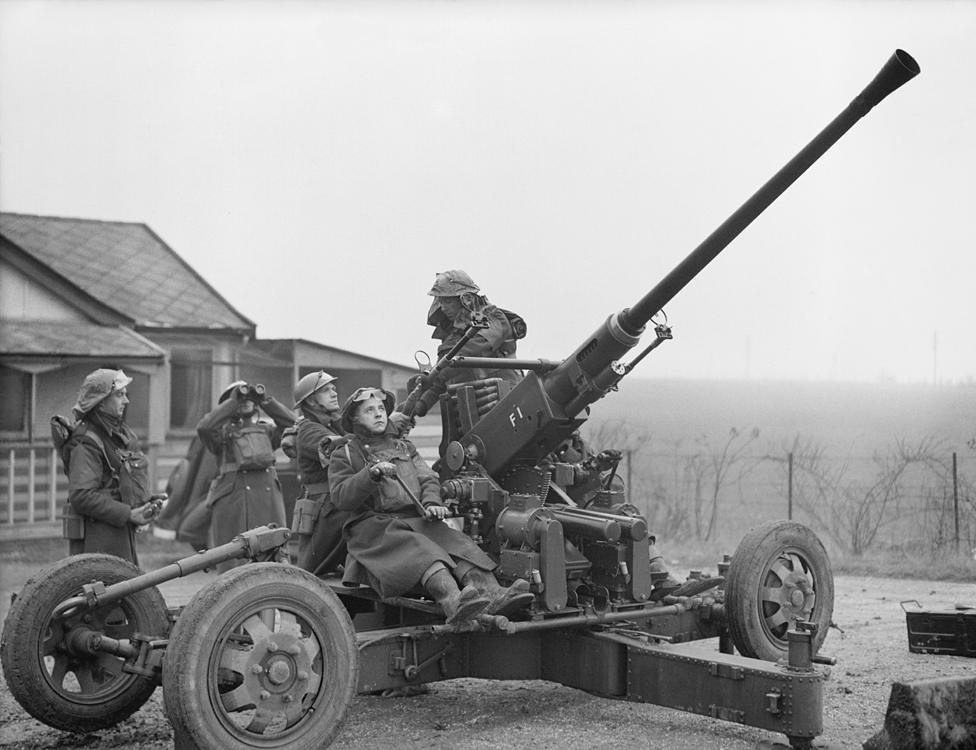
[
  {"xmin": 621, "ymin": 49, "xmax": 919, "ymax": 335},
  {"xmin": 543, "ymin": 50, "xmax": 919, "ymax": 414}
]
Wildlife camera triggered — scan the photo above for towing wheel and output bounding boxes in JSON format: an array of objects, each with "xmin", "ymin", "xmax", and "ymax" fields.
[
  {"xmin": 725, "ymin": 520, "xmax": 834, "ymax": 662},
  {"xmin": 0, "ymin": 553, "xmax": 169, "ymax": 732},
  {"xmin": 163, "ymin": 563, "xmax": 357, "ymax": 750}
]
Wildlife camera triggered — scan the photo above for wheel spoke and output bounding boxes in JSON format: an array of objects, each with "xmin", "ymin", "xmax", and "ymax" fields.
[
  {"xmin": 241, "ymin": 613, "xmax": 273, "ymax": 644},
  {"xmin": 761, "ymin": 586, "xmax": 784, "ymax": 605},
  {"xmin": 48, "ymin": 654, "xmax": 69, "ymax": 687},
  {"xmin": 220, "ymin": 684, "xmax": 257, "ymax": 713},
  {"xmin": 283, "ymin": 698, "xmax": 308, "ymax": 728},
  {"xmin": 300, "ymin": 632, "xmax": 321, "ymax": 663},
  {"xmin": 767, "ymin": 559, "xmax": 791, "ymax": 584},
  {"xmin": 787, "ymin": 553, "xmax": 806, "ymax": 576},
  {"xmin": 246, "ymin": 707, "xmax": 275, "ymax": 733},
  {"xmin": 765, "ymin": 608, "xmax": 789, "ymax": 632},
  {"xmin": 94, "ymin": 652, "xmax": 124, "ymax": 679},
  {"xmin": 75, "ymin": 664, "xmax": 99, "ymax": 692},
  {"xmin": 218, "ymin": 644, "xmax": 252, "ymax": 675},
  {"xmin": 278, "ymin": 610, "xmax": 301, "ymax": 637}
]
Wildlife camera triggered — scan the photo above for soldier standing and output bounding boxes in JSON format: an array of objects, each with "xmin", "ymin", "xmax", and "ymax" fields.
[
  {"xmin": 405, "ymin": 270, "xmax": 525, "ymax": 422},
  {"xmin": 63, "ymin": 368, "xmax": 161, "ymax": 565},
  {"xmin": 290, "ymin": 370, "xmax": 353, "ymax": 575},
  {"xmin": 196, "ymin": 381, "xmax": 295, "ymax": 572}
]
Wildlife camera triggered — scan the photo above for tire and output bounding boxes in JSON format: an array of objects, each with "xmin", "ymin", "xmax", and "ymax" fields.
[
  {"xmin": 162, "ymin": 563, "xmax": 358, "ymax": 750},
  {"xmin": 725, "ymin": 520, "xmax": 834, "ymax": 662},
  {"xmin": 0, "ymin": 553, "xmax": 169, "ymax": 732}
]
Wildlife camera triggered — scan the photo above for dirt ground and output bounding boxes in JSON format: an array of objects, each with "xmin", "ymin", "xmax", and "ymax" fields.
[{"xmin": 1, "ymin": 562, "xmax": 974, "ymax": 750}]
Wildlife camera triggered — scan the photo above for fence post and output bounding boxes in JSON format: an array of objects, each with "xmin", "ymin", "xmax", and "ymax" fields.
[
  {"xmin": 953, "ymin": 451, "xmax": 959, "ymax": 551},
  {"xmin": 6, "ymin": 449, "xmax": 15, "ymax": 526},
  {"xmin": 49, "ymin": 447, "xmax": 58, "ymax": 522},
  {"xmin": 787, "ymin": 451, "xmax": 794, "ymax": 521},
  {"xmin": 626, "ymin": 450, "xmax": 632, "ymax": 505}
]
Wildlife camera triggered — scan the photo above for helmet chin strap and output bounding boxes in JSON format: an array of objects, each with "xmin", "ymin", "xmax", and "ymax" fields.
[{"xmin": 304, "ymin": 401, "xmax": 338, "ymax": 422}]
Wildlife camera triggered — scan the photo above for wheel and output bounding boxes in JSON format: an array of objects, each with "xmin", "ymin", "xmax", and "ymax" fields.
[
  {"xmin": 0, "ymin": 553, "xmax": 169, "ymax": 732},
  {"xmin": 725, "ymin": 520, "xmax": 834, "ymax": 662},
  {"xmin": 162, "ymin": 563, "xmax": 357, "ymax": 750}
]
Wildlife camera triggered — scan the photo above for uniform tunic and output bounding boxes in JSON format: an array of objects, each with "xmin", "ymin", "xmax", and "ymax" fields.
[
  {"xmin": 294, "ymin": 415, "xmax": 353, "ymax": 574},
  {"xmin": 196, "ymin": 396, "xmax": 293, "ymax": 570},
  {"xmin": 66, "ymin": 423, "xmax": 143, "ymax": 564},
  {"xmin": 328, "ymin": 431, "xmax": 495, "ymax": 598},
  {"xmin": 433, "ymin": 304, "xmax": 521, "ymax": 387}
]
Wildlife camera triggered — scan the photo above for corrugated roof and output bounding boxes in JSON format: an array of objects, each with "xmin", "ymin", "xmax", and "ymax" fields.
[
  {"xmin": 0, "ymin": 322, "xmax": 166, "ymax": 359},
  {"xmin": 0, "ymin": 213, "xmax": 254, "ymax": 331}
]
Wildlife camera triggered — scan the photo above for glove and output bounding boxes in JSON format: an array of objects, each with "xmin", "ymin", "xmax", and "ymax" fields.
[
  {"xmin": 368, "ymin": 461, "xmax": 397, "ymax": 482},
  {"xmin": 407, "ymin": 373, "xmax": 431, "ymax": 393},
  {"xmin": 596, "ymin": 449, "xmax": 622, "ymax": 470},
  {"xmin": 388, "ymin": 411, "xmax": 415, "ymax": 435}
]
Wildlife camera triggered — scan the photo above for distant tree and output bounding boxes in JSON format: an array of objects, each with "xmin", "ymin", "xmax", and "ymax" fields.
[{"xmin": 778, "ymin": 435, "xmax": 959, "ymax": 556}]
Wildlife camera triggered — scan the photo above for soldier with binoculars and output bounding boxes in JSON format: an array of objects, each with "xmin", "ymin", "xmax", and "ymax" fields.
[{"xmin": 196, "ymin": 380, "xmax": 296, "ymax": 572}]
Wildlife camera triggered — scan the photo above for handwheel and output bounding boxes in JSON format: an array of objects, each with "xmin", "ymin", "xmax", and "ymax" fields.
[
  {"xmin": 162, "ymin": 563, "xmax": 357, "ymax": 749},
  {"xmin": 0, "ymin": 553, "xmax": 169, "ymax": 732},
  {"xmin": 725, "ymin": 520, "xmax": 834, "ymax": 662}
]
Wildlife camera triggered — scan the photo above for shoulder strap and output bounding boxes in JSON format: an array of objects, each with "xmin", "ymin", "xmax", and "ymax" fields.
[{"xmin": 76, "ymin": 427, "xmax": 121, "ymax": 475}]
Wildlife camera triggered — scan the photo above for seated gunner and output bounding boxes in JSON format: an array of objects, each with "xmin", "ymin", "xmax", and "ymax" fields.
[{"xmin": 328, "ymin": 387, "xmax": 533, "ymax": 624}]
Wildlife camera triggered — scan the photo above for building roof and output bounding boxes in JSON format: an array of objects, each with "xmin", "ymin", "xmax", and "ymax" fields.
[
  {"xmin": 251, "ymin": 338, "xmax": 415, "ymax": 373},
  {"xmin": 0, "ymin": 321, "xmax": 166, "ymax": 360},
  {"xmin": 0, "ymin": 213, "xmax": 254, "ymax": 332}
]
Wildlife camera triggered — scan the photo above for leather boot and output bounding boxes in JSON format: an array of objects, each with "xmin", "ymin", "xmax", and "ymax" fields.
[
  {"xmin": 423, "ymin": 568, "xmax": 490, "ymax": 624},
  {"xmin": 461, "ymin": 568, "xmax": 534, "ymax": 617},
  {"xmin": 649, "ymin": 548, "xmax": 683, "ymax": 601}
]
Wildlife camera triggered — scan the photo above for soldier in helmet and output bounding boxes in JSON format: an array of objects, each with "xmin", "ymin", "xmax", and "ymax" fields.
[
  {"xmin": 398, "ymin": 270, "xmax": 526, "ymax": 425},
  {"xmin": 290, "ymin": 370, "xmax": 353, "ymax": 574},
  {"xmin": 64, "ymin": 368, "xmax": 161, "ymax": 564},
  {"xmin": 329, "ymin": 387, "xmax": 534, "ymax": 624},
  {"xmin": 196, "ymin": 381, "xmax": 296, "ymax": 572}
]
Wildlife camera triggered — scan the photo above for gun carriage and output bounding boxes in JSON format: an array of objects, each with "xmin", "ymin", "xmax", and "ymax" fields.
[{"xmin": 1, "ymin": 50, "xmax": 920, "ymax": 750}]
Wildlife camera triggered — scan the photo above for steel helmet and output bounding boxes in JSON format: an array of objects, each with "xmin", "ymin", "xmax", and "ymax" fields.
[
  {"xmin": 339, "ymin": 387, "xmax": 396, "ymax": 434},
  {"xmin": 218, "ymin": 380, "xmax": 248, "ymax": 404},
  {"xmin": 428, "ymin": 270, "xmax": 480, "ymax": 297},
  {"xmin": 72, "ymin": 368, "xmax": 133, "ymax": 418},
  {"xmin": 293, "ymin": 370, "xmax": 338, "ymax": 408}
]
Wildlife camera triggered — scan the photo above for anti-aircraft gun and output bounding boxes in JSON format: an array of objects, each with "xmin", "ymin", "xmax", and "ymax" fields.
[{"xmin": 0, "ymin": 50, "xmax": 920, "ymax": 750}]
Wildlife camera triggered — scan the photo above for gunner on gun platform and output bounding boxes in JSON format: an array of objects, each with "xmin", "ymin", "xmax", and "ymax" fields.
[
  {"xmin": 330, "ymin": 387, "xmax": 534, "ymax": 624},
  {"xmin": 394, "ymin": 270, "xmax": 525, "ymax": 432}
]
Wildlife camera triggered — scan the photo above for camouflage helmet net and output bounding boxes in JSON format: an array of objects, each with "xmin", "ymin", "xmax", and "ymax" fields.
[
  {"xmin": 72, "ymin": 368, "xmax": 133, "ymax": 419},
  {"xmin": 428, "ymin": 269, "xmax": 481, "ymax": 297}
]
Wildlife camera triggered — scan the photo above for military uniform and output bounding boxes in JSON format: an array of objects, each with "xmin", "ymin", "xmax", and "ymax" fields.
[
  {"xmin": 414, "ymin": 269, "xmax": 525, "ymax": 416},
  {"xmin": 196, "ymin": 390, "xmax": 294, "ymax": 572},
  {"xmin": 329, "ymin": 431, "xmax": 495, "ymax": 599},
  {"xmin": 66, "ymin": 420, "xmax": 147, "ymax": 564},
  {"xmin": 293, "ymin": 415, "xmax": 351, "ymax": 574}
]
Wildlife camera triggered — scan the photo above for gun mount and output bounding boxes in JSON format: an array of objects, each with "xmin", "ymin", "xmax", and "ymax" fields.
[
  {"xmin": 442, "ymin": 49, "xmax": 919, "ymax": 478},
  {"xmin": 1, "ymin": 50, "xmax": 919, "ymax": 750}
]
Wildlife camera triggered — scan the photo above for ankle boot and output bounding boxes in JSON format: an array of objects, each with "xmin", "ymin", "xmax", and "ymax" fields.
[
  {"xmin": 461, "ymin": 568, "xmax": 534, "ymax": 617},
  {"xmin": 424, "ymin": 568, "xmax": 490, "ymax": 624}
]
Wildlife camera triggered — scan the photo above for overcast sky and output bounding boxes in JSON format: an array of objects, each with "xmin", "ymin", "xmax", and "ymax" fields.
[{"xmin": 1, "ymin": 1, "xmax": 973, "ymax": 384}]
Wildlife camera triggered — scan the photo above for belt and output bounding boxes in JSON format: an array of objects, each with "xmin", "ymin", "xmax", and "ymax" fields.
[
  {"xmin": 219, "ymin": 462, "xmax": 271, "ymax": 475},
  {"xmin": 304, "ymin": 482, "xmax": 329, "ymax": 494}
]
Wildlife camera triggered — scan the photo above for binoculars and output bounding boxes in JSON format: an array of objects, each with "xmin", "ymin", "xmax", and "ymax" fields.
[{"xmin": 235, "ymin": 383, "xmax": 267, "ymax": 402}]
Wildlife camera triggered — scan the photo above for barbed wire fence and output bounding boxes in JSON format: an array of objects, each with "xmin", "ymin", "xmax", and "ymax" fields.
[{"xmin": 582, "ymin": 422, "xmax": 976, "ymax": 559}]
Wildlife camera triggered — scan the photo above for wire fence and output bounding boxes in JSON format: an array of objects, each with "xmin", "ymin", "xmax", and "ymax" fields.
[{"xmin": 596, "ymin": 431, "xmax": 976, "ymax": 559}]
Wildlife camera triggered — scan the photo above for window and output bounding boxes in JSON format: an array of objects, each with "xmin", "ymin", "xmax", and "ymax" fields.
[
  {"xmin": 0, "ymin": 365, "xmax": 28, "ymax": 432},
  {"xmin": 170, "ymin": 349, "xmax": 212, "ymax": 429}
]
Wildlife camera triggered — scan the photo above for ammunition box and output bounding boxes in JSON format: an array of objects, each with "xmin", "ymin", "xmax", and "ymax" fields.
[{"xmin": 905, "ymin": 607, "xmax": 976, "ymax": 657}]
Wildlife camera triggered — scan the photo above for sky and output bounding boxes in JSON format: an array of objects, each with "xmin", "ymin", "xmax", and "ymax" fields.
[{"xmin": 1, "ymin": 0, "xmax": 974, "ymax": 384}]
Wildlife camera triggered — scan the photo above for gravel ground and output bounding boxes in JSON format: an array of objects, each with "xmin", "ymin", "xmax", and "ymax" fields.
[{"xmin": 1, "ymin": 568, "xmax": 973, "ymax": 750}]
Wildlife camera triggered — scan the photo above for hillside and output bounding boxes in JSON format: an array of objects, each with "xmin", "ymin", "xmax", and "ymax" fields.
[{"xmin": 586, "ymin": 377, "xmax": 976, "ymax": 452}]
